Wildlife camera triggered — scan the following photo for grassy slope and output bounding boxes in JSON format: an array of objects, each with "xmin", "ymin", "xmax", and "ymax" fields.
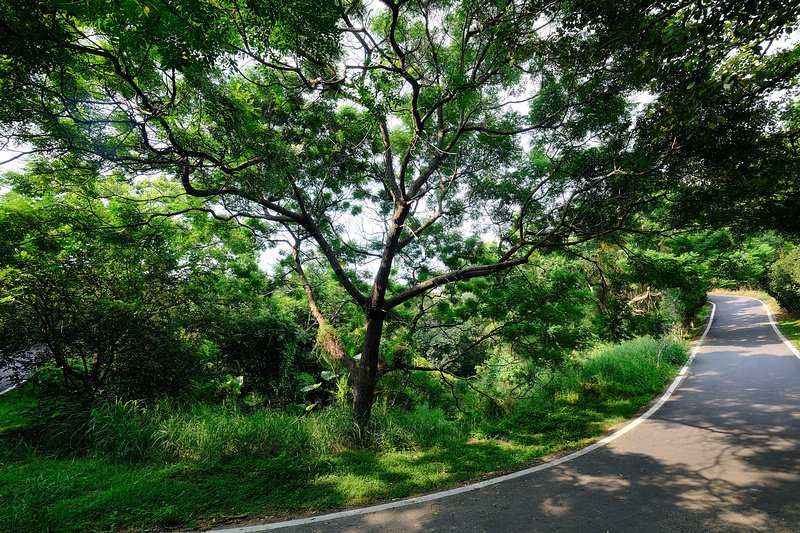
[{"xmin": 0, "ymin": 398, "xmax": 642, "ymax": 532}]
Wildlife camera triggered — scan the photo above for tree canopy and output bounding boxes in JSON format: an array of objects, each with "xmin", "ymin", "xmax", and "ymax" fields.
[{"xmin": 1, "ymin": 0, "xmax": 799, "ymax": 427}]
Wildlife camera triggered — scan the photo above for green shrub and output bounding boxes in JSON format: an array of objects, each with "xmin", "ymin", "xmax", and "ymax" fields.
[
  {"xmin": 203, "ymin": 310, "xmax": 318, "ymax": 404},
  {"xmin": 764, "ymin": 245, "xmax": 800, "ymax": 313}
]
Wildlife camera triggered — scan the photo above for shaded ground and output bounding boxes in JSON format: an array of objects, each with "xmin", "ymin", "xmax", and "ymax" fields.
[{"xmin": 210, "ymin": 295, "xmax": 800, "ymax": 533}]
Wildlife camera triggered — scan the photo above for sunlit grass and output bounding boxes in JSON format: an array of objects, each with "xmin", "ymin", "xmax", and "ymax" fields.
[{"xmin": 778, "ymin": 314, "xmax": 800, "ymax": 350}]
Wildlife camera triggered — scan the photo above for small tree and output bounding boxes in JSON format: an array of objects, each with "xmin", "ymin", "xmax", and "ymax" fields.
[{"xmin": 0, "ymin": 177, "xmax": 259, "ymax": 397}]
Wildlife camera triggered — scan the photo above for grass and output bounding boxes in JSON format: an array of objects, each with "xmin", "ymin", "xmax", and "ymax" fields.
[
  {"xmin": 0, "ymin": 335, "xmax": 694, "ymax": 533},
  {"xmin": 777, "ymin": 314, "xmax": 800, "ymax": 351}
]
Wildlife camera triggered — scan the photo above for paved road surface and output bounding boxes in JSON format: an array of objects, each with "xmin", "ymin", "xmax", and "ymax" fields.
[
  {"xmin": 0, "ymin": 359, "xmax": 18, "ymax": 393},
  {"xmin": 215, "ymin": 295, "xmax": 800, "ymax": 532},
  {"xmin": 0, "ymin": 345, "xmax": 39, "ymax": 395}
]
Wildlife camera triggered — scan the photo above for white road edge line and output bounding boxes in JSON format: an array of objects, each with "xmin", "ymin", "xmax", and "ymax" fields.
[
  {"xmin": 1, "ymin": 375, "xmax": 25, "ymax": 396},
  {"xmin": 210, "ymin": 301, "xmax": 718, "ymax": 533},
  {"xmin": 744, "ymin": 296, "xmax": 800, "ymax": 359}
]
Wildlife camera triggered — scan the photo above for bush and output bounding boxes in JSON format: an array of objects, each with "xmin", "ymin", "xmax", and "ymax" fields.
[
  {"xmin": 764, "ymin": 245, "xmax": 800, "ymax": 313},
  {"xmin": 204, "ymin": 310, "xmax": 318, "ymax": 404},
  {"xmin": 107, "ymin": 329, "xmax": 209, "ymax": 401}
]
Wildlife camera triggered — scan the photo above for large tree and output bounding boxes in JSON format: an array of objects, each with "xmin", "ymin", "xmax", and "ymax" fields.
[{"xmin": 1, "ymin": 0, "xmax": 798, "ymax": 427}]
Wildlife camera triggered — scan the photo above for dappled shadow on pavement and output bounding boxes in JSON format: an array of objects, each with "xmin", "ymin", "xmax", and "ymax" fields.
[{"xmin": 284, "ymin": 430, "xmax": 800, "ymax": 532}]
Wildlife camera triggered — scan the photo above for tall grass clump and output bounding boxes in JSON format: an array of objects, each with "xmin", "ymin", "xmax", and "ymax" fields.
[
  {"xmin": 78, "ymin": 399, "xmax": 165, "ymax": 462},
  {"xmin": 489, "ymin": 336, "xmax": 689, "ymax": 447},
  {"xmin": 544, "ymin": 336, "xmax": 688, "ymax": 401},
  {"xmin": 157, "ymin": 403, "xmax": 356, "ymax": 463},
  {"xmin": 369, "ymin": 405, "xmax": 472, "ymax": 452},
  {"xmin": 1, "ymin": 398, "xmax": 166, "ymax": 463},
  {"xmin": 1, "ymin": 394, "xmax": 360, "ymax": 466},
  {"xmin": 302, "ymin": 405, "xmax": 359, "ymax": 457},
  {"xmin": 576, "ymin": 336, "xmax": 688, "ymax": 398}
]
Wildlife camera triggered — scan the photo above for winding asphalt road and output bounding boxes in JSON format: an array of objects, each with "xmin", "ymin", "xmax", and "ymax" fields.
[{"xmin": 214, "ymin": 295, "xmax": 800, "ymax": 533}]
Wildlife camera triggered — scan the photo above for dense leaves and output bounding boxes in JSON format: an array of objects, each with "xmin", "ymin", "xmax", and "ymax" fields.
[
  {"xmin": 765, "ymin": 244, "xmax": 800, "ymax": 313},
  {"xmin": 0, "ymin": 177, "xmax": 308, "ymax": 400},
  {"xmin": 0, "ymin": 181, "xmax": 196, "ymax": 395},
  {"xmin": 1, "ymin": 0, "xmax": 799, "ymax": 426}
]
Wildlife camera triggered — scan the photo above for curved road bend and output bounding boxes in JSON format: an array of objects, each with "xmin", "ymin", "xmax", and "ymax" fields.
[{"xmin": 216, "ymin": 295, "xmax": 800, "ymax": 533}]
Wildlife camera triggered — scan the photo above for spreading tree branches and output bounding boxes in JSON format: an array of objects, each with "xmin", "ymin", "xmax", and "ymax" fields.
[{"xmin": 2, "ymin": 0, "xmax": 798, "ymax": 428}]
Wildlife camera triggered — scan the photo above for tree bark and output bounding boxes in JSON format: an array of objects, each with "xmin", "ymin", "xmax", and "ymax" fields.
[
  {"xmin": 291, "ymin": 244, "xmax": 356, "ymax": 375},
  {"xmin": 352, "ymin": 307, "xmax": 386, "ymax": 435}
]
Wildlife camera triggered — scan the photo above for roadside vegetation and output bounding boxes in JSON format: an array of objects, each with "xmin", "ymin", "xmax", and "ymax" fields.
[
  {"xmin": 2, "ymin": 228, "xmax": 798, "ymax": 533},
  {"xmin": 1, "ymin": 1, "xmax": 800, "ymax": 532},
  {"xmin": 1, "ymin": 336, "xmax": 692, "ymax": 533},
  {"xmin": 2, "ymin": 201, "xmax": 800, "ymax": 532}
]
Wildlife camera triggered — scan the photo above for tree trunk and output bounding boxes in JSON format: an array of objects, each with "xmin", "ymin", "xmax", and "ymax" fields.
[
  {"xmin": 291, "ymin": 239, "xmax": 390, "ymax": 439},
  {"xmin": 352, "ymin": 307, "xmax": 386, "ymax": 437},
  {"xmin": 292, "ymin": 244, "xmax": 355, "ymax": 372}
]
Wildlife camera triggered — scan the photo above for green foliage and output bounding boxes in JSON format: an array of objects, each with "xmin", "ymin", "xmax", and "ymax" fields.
[
  {"xmin": 672, "ymin": 230, "xmax": 782, "ymax": 290},
  {"xmin": 202, "ymin": 309, "xmax": 314, "ymax": 404},
  {"xmin": 0, "ymin": 184, "xmax": 200, "ymax": 396},
  {"xmin": 627, "ymin": 1, "xmax": 800, "ymax": 235},
  {"xmin": 0, "ymin": 178, "xmax": 293, "ymax": 401},
  {"xmin": 568, "ymin": 337, "xmax": 688, "ymax": 399},
  {"xmin": 633, "ymin": 251, "xmax": 709, "ymax": 330},
  {"xmin": 369, "ymin": 405, "xmax": 470, "ymax": 453},
  {"xmin": 370, "ymin": 257, "xmax": 596, "ymax": 416},
  {"xmin": 0, "ymin": 392, "xmax": 357, "ymax": 466},
  {"xmin": 764, "ymin": 244, "xmax": 800, "ymax": 313},
  {"xmin": 489, "ymin": 336, "xmax": 689, "ymax": 444},
  {"xmin": 1, "ymin": 0, "xmax": 798, "ymax": 431},
  {"xmin": 0, "ymin": 396, "xmax": 165, "ymax": 463},
  {"xmin": 156, "ymin": 403, "xmax": 352, "ymax": 463},
  {"xmin": 471, "ymin": 260, "xmax": 596, "ymax": 395},
  {"xmin": 577, "ymin": 234, "xmax": 710, "ymax": 341},
  {"xmin": 60, "ymin": 399, "xmax": 166, "ymax": 463}
]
